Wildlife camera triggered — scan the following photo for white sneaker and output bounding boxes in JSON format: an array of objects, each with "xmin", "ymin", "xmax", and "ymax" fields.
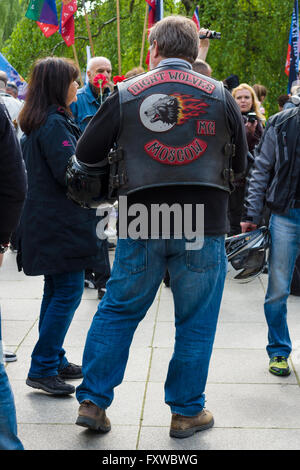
[{"xmin": 3, "ymin": 350, "xmax": 17, "ymax": 362}]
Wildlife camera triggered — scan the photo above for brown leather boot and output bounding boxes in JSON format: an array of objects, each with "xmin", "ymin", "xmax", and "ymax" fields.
[
  {"xmin": 76, "ymin": 400, "xmax": 111, "ymax": 432},
  {"xmin": 170, "ymin": 409, "xmax": 214, "ymax": 438}
]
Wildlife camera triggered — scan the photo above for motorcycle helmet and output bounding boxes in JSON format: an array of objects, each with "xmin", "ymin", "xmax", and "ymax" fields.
[
  {"xmin": 225, "ymin": 226, "xmax": 270, "ymax": 282},
  {"xmin": 65, "ymin": 155, "xmax": 109, "ymax": 209}
]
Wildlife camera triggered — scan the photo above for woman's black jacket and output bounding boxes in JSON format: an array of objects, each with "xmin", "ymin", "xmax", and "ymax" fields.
[{"xmin": 18, "ymin": 106, "xmax": 105, "ymax": 276}]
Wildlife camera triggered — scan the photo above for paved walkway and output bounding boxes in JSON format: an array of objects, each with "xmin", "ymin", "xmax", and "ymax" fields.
[{"xmin": 1, "ymin": 249, "xmax": 300, "ymax": 451}]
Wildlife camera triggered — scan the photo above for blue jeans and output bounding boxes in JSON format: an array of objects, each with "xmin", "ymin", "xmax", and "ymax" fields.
[
  {"xmin": 28, "ymin": 271, "xmax": 84, "ymax": 378},
  {"xmin": 265, "ymin": 209, "xmax": 300, "ymax": 358},
  {"xmin": 76, "ymin": 236, "xmax": 227, "ymax": 416},
  {"xmin": 0, "ymin": 308, "xmax": 23, "ymax": 450}
]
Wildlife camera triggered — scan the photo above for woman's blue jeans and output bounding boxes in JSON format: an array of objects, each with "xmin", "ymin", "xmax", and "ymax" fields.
[
  {"xmin": 265, "ymin": 209, "xmax": 300, "ymax": 358},
  {"xmin": 0, "ymin": 308, "xmax": 23, "ymax": 450},
  {"xmin": 76, "ymin": 236, "xmax": 227, "ymax": 417},
  {"xmin": 28, "ymin": 271, "xmax": 84, "ymax": 378}
]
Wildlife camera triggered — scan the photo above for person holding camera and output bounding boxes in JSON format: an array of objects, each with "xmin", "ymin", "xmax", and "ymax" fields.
[
  {"xmin": 228, "ymin": 83, "xmax": 264, "ymax": 235},
  {"xmin": 232, "ymin": 83, "xmax": 264, "ymax": 154}
]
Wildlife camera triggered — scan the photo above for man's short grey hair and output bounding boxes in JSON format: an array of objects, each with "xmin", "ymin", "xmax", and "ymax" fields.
[
  {"xmin": 291, "ymin": 85, "xmax": 300, "ymax": 96},
  {"xmin": 0, "ymin": 71, "xmax": 8, "ymax": 89},
  {"xmin": 192, "ymin": 60, "xmax": 212, "ymax": 77},
  {"xmin": 87, "ymin": 56, "xmax": 111, "ymax": 71},
  {"xmin": 148, "ymin": 15, "xmax": 200, "ymax": 64}
]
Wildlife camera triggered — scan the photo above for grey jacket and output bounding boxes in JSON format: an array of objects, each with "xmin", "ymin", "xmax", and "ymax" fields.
[{"xmin": 244, "ymin": 106, "xmax": 300, "ymax": 224}]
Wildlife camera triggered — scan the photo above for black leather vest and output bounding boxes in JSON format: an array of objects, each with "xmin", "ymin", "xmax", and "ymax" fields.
[{"xmin": 114, "ymin": 65, "xmax": 233, "ymax": 195}]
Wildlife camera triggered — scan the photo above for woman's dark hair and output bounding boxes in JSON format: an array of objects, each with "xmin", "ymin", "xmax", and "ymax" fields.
[{"xmin": 19, "ymin": 56, "xmax": 79, "ymax": 134}]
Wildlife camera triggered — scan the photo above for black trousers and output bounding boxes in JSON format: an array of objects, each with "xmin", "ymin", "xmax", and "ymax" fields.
[
  {"xmin": 85, "ymin": 239, "xmax": 111, "ymax": 289},
  {"xmin": 228, "ymin": 185, "xmax": 245, "ymax": 236}
]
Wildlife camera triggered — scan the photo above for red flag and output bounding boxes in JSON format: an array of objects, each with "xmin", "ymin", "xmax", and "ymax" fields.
[
  {"xmin": 192, "ymin": 6, "xmax": 200, "ymax": 31},
  {"xmin": 146, "ymin": 0, "xmax": 156, "ymax": 29},
  {"xmin": 37, "ymin": 22, "xmax": 58, "ymax": 37},
  {"xmin": 145, "ymin": 1, "xmax": 164, "ymax": 68},
  {"xmin": 60, "ymin": 0, "xmax": 77, "ymax": 47}
]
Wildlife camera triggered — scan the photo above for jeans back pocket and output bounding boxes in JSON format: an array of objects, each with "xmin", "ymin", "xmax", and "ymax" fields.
[
  {"xmin": 117, "ymin": 238, "xmax": 147, "ymax": 274},
  {"xmin": 186, "ymin": 237, "xmax": 223, "ymax": 273}
]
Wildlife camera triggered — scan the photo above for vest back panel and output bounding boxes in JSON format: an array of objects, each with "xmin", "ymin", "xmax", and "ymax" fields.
[{"xmin": 117, "ymin": 66, "xmax": 232, "ymax": 195}]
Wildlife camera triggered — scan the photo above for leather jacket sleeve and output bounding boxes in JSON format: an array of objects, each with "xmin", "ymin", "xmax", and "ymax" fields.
[
  {"xmin": 243, "ymin": 123, "xmax": 276, "ymax": 224},
  {"xmin": 0, "ymin": 103, "xmax": 27, "ymax": 243}
]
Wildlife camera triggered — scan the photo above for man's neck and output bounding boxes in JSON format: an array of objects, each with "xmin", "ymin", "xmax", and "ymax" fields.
[
  {"xmin": 88, "ymin": 82, "xmax": 99, "ymax": 98},
  {"xmin": 152, "ymin": 57, "xmax": 192, "ymax": 70},
  {"xmin": 88, "ymin": 82, "xmax": 110, "ymax": 102}
]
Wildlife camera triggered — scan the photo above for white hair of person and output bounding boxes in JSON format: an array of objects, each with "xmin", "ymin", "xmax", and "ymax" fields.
[{"xmin": 87, "ymin": 57, "xmax": 111, "ymax": 71}]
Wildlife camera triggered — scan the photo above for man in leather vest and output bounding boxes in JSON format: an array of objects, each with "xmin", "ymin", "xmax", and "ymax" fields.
[{"xmin": 73, "ymin": 15, "xmax": 247, "ymax": 438}]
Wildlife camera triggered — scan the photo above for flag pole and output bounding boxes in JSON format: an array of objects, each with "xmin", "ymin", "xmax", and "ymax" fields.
[
  {"xmin": 140, "ymin": 3, "xmax": 148, "ymax": 67},
  {"xmin": 116, "ymin": 0, "xmax": 121, "ymax": 74},
  {"xmin": 82, "ymin": 0, "xmax": 95, "ymax": 57},
  {"xmin": 72, "ymin": 43, "xmax": 83, "ymax": 86}
]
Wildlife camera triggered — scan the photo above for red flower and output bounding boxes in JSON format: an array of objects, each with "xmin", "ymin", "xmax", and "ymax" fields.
[
  {"xmin": 93, "ymin": 73, "xmax": 108, "ymax": 89},
  {"xmin": 113, "ymin": 75, "xmax": 126, "ymax": 85}
]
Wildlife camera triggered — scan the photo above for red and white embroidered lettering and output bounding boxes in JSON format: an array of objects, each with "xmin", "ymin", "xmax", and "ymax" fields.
[
  {"xmin": 144, "ymin": 138, "xmax": 207, "ymax": 165},
  {"xmin": 196, "ymin": 120, "xmax": 216, "ymax": 135},
  {"xmin": 128, "ymin": 69, "xmax": 215, "ymax": 96}
]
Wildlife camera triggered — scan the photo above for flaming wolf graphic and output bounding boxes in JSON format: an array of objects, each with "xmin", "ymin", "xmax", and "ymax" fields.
[
  {"xmin": 172, "ymin": 93, "xmax": 209, "ymax": 125},
  {"xmin": 143, "ymin": 93, "xmax": 208, "ymax": 127}
]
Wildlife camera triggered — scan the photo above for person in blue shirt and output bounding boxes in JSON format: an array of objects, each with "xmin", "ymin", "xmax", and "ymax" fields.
[
  {"xmin": 71, "ymin": 56, "xmax": 112, "ymax": 299},
  {"xmin": 71, "ymin": 56, "xmax": 112, "ymax": 132}
]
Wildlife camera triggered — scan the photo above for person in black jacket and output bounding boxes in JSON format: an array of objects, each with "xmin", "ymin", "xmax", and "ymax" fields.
[
  {"xmin": 0, "ymin": 101, "xmax": 26, "ymax": 449},
  {"xmin": 229, "ymin": 83, "xmax": 265, "ymax": 235},
  {"xmin": 241, "ymin": 106, "xmax": 300, "ymax": 377},
  {"xmin": 71, "ymin": 16, "xmax": 247, "ymax": 438},
  {"xmin": 18, "ymin": 57, "xmax": 107, "ymax": 396}
]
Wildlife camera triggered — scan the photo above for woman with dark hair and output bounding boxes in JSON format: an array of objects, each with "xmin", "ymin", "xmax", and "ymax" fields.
[
  {"xmin": 253, "ymin": 83, "xmax": 267, "ymax": 117},
  {"xmin": 18, "ymin": 57, "xmax": 106, "ymax": 396}
]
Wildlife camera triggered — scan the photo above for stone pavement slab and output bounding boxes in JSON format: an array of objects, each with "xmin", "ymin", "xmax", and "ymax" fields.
[
  {"xmin": 1, "ymin": 250, "xmax": 300, "ymax": 451},
  {"xmin": 138, "ymin": 427, "xmax": 300, "ymax": 451}
]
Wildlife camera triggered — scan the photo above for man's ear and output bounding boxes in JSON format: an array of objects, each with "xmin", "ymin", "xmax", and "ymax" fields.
[{"xmin": 152, "ymin": 40, "xmax": 159, "ymax": 58}]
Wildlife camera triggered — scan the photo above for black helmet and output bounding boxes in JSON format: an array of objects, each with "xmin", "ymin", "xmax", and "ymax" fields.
[
  {"xmin": 225, "ymin": 226, "xmax": 270, "ymax": 281},
  {"xmin": 65, "ymin": 155, "xmax": 109, "ymax": 209}
]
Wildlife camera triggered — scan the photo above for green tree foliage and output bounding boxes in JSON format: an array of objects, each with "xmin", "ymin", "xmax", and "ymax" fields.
[
  {"xmin": 0, "ymin": 0, "xmax": 295, "ymax": 115},
  {"xmin": 0, "ymin": 0, "xmax": 26, "ymax": 46},
  {"xmin": 178, "ymin": 0, "xmax": 293, "ymax": 117}
]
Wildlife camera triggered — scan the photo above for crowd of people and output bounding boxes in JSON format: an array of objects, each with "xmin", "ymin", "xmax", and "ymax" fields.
[{"xmin": 1, "ymin": 14, "xmax": 300, "ymax": 449}]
